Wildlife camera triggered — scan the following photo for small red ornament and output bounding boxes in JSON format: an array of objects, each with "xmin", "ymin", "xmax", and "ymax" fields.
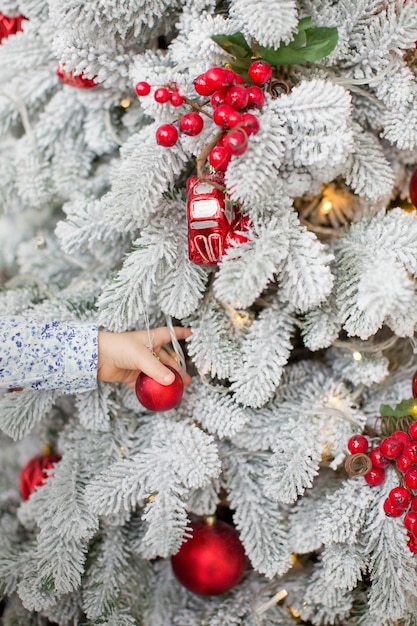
[
  {"xmin": 409, "ymin": 420, "xmax": 417, "ymax": 439},
  {"xmin": 409, "ymin": 169, "xmax": 417, "ymax": 208},
  {"xmin": 223, "ymin": 129, "xmax": 248, "ymax": 156},
  {"xmin": 379, "ymin": 436, "xmax": 403, "ymax": 459},
  {"xmin": 0, "ymin": 13, "xmax": 25, "ymax": 43},
  {"xmin": 391, "ymin": 430, "xmax": 411, "ymax": 446},
  {"xmin": 225, "ymin": 85, "xmax": 249, "ymax": 110},
  {"xmin": 388, "ymin": 486, "xmax": 411, "ymax": 510},
  {"xmin": 154, "ymin": 87, "xmax": 171, "ymax": 103},
  {"xmin": 369, "ymin": 446, "xmax": 390, "ymax": 468},
  {"xmin": 193, "ymin": 73, "xmax": 214, "ymax": 96},
  {"xmin": 204, "ymin": 67, "xmax": 232, "ymax": 91},
  {"xmin": 135, "ymin": 81, "xmax": 151, "ymax": 96},
  {"xmin": 246, "ymin": 85, "xmax": 265, "ymax": 109},
  {"xmin": 135, "ymin": 365, "xmax": 183, "ymax": 411},
  {"xmin": 179, "ymin": 112, "xmax": 204, "ymax": 136},
  {"xmin": 213, "ymin": 104, "xmax": 242, "ymax": 129},
  {"xmin": 56, "ymin": 65, "xmax": 97, "ymax": 89},
  {"xmin": 403, "ymin": 441, "xmax": 417, "ymax": 464},
  {"xmin": 364, "ymin": 466, "xmax": 385, "ymax": 486},
  {"xmin": 397, "ymin": 454, "xmax": 413, "ymax": 473},
  {"xmin": 404, "ymin": 467, "xmax": 417, "ymax": 490},
  {"xmin": 19, "ymin": 453, "xmax": 61, "ymax": 500},
  {"xmin": 383, "ymin": 498, "xmax": 404, "ymax": 517},
  {"xmin": 171, "ymin": 519, "xmax": 247, "ymax": 595},
  {"xmin": 170, "ymin": 91, "xmax": 184, "ymax": 106},
  {"xmin": 208, "ymin": 145, "xmax": 231, "ymax": 172},
  {"xmin": 347, "ymin": 434, "xmax": 369, "ymax": 454},
  {"xmin": 248, "ymin": 60, "xmax": 272, "ymax": 85},
  {"xmin": 156, "ymin": 124, "xmax": 178, "ymax": 147},
  {"xmin": 241, "ymin": 112, "xmax": 260, "ymax": 136}
]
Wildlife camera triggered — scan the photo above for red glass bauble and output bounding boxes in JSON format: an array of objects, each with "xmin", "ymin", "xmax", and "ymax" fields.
[
  {"xmin": 135, "ymin": 365, "xmax": 184, "ymax": 411},
  {"xmin": 19, "ymin": 453, "xmax": 61, "ymax": 500},
  {"xmin": 0, "ymin": 13, "xmax": 25, "ymax": 43},
  {"xmin": 56, "ymin": 64, "xmax": 97, "ymax": 89},
  {"xmin": 410, "ymin": 169, "xmax": 417, "ymax": 208},
  {"xmin": 171, "ymin": 520, "xmax": 247, "ymax": 595}
]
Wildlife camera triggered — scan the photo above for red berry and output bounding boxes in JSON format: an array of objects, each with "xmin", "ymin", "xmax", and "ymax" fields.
[
  {"xmin": 223, "ymin": 129, "xmax": 248, "ymax": 156},
  {"xmin": 208, "ymin": 145, "xmax": 231, "ymax": 172},
  {"xmin": 404, "ymin": 511, "xmax": 417, "ymax": 535},
  {"xmin": 205, "ymin": 67, "xmax": 232, "ymax": 91},
  {"xmin": 248, "ymin": 60, "xmax": 272, "ymax": 85},
  {"xmin": 383, "ymin": 498, "xmax": 404, "ymax": 517},
  {"xmin": 412, "ymin": 372, "xmax": 417, "ymax": 398},
  {"xmin": 247, "ymin": 85, "xmax": 265, "ymax": 109},
  {"xmin": 194, "ymin": 74, "xmax": 214, "ymax": 96},
  {"xmin": 407, "ymin": 533, "xmax": 417, "ymax": 553},
  {"xmin": 226, "ymin": 69, "xmax": 245, "ymax": 85},
  {"xmin": 170, "ymin": 92, "xmax": 184, "ymax": 106},
  {"xmin": 347, "ymin": 434, "xmax": 369, "ymax": 455},
  {"xmin": 388, "ymin": 486, "xmax": 412, "ymax": 509},
  {"xmin": 369, "ymin": 447, "xmax": 390, "ymax": 468},
  {"xmin": 409, "ymin": 421, "xmax": 417, "ymax": 440},
  {"xmin": 364, "ymin": 467, "xmax": 385, "ymax": 486},
  {"xmin": 379, "ymin": 436, "xmax": 403, "ymax": 459},
  {"xmin": 154, "ymin": 87, "xmax": 171, "ymax": 103},
  {"xmin": 392, "ymin": 430, "xmax": 411, "ymax": 446},
  {"xmin": 156, "ymin": 124, "xmax": 178, "ymax": 147},
  {"xmin": 225, "ymin": 85, "xmax": 249, "ymax": 110},
  {"xmin": 179, "ymin": 112, "xmax": 204, "ymax": 136},
  {"xmin": 403, "ymin": 441, "xmax": 417, "ymax": 464},
  {"xmin": 213, "ymin": 104, "xmax": 242, "ymax": 129},
  {"xmin": 405, "ymin": 467, "xmax": 417, "ymax": 490},
  {"xmin": 397, "ymin": 454, "xmax": 413, "ymax": 473},
  {"xmin": 409, "ymin": 169, "xmax": 417, "ymax": 208},
  {"xmin": 411, "ymin": 495, "xmax": 417, "ymax": 512},
  {"xmin": 135, "ymin": 81, "xmax": 151, "ymax": 96},
  {"xmin": 240, "ymin": 113, "xmax": 260, "ymax": 136},
  {"xmin": 211, "ymin": 90, "xmax": 227, "ymax": 108}
]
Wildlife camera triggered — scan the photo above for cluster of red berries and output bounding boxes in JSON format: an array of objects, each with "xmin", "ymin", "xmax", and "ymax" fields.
[
  {"xmin": 135, "ymin": 59, "xmax": 272, "ymax": 172},
  {"xmin": 347, "ymin": 423, "xmax": 417, "ymax": 553}
]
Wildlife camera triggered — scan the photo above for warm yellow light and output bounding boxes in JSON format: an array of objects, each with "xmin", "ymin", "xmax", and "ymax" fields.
[
  {"xmin": 320, "ymin": 199, "xmax": 333, "ymax": 214},
  {"xmin": 120, "ymin": 98, "xmax": 132, "ymax": 108},
  {"xmin": 352, "ymin": 351, "xmax": 362, "ymax": 361},
  {"xmin": 287, "ymin": 606, "xmax": 301, "ymax": 619},
  {"xmin": 233, "ymin": 312, "xmax": 251, "ymax": 326}
]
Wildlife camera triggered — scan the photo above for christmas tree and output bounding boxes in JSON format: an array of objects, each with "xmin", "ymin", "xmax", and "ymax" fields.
[{"xmin": 1, "ymin": 0, "xmax": 417, "ymax": 624}]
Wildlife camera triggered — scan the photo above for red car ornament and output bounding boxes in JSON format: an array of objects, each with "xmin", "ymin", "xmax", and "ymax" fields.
[{"xmin": 186, "ymin": 175, "xmax": 249, "ymax": 265}]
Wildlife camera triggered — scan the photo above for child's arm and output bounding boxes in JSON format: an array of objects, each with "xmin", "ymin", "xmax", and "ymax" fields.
[{"xmin": 0, "ymin": 316, "xmax": 190, "ymax": 393}]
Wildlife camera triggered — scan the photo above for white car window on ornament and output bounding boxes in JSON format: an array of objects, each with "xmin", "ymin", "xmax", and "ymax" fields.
[{"xmin": 191, "ymin": 199, "xmax": 219, "ymax": 218}]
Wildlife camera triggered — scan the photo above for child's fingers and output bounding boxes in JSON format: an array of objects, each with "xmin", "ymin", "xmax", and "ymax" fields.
[
  {"xmin": 136, "ymin": 346, "xmax": 176, "ymax": 385},
  {"xmin": 149, "ymin": 326, "xmax": 192, "ymax": 349},
  {"xmin": 158, "ymin": 349, "xmax": 192, "ymax": 385}
]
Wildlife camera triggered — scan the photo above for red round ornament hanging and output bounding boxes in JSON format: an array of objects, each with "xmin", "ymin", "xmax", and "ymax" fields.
[
  {"xmin": 56, "ymin": 64, "xmax": 97, "ymax": 89},
  {"xmin": 19, "ymin": 453, "xmax": 61, "ymax": 500},
  {"xmin": 171, "ymin": 519, "xmax": 247, "ymax": 595},
  {"xmin": 135, "ymin": 365, "xmax": 184, "ymax": 411},
  {"xmin": 0, "ymin": 13, "xmax": 25, "ymax": 43}
]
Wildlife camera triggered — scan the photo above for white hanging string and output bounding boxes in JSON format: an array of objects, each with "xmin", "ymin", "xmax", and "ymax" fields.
[{"xmin": 165, "ymin": 314, "xmax": 186, "ymax": 374}]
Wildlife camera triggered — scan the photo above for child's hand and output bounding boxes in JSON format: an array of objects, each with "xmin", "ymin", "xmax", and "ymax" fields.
[{"xmin": 97, "ymin": 327, "xmax": 192, "ymax": 390}]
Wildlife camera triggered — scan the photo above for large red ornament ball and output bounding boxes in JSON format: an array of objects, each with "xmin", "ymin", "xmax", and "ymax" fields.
[
  {"xmin": 0, "ymin": 13, "xmax": 25, "ymax": 43},
  {"xmin": 56, "ymin": 64, "xmax": 97, "ymax": 89},
  {"xmin": 410, "ymin": 169, "xmax": 417, "ymax": 208},
  {"xmin": 135, "ymin": 365, "xmax": 184, "ymax": 411},
  {"xmin": 19, "ymin": 453, "xmax": 61, "ymax": 500},
  {"xmin": 171, "ymin": 519, "xmax": 247, "ymax": 595}
]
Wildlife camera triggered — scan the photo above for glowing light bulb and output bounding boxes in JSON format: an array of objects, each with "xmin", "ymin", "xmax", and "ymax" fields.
[
  {"xmin": 320, "ymin": 199, "xmax": 333, "ymax": 214},
  {"xmin": 352, "ymin": 351, "xmax": 362, "ymax": 361}
]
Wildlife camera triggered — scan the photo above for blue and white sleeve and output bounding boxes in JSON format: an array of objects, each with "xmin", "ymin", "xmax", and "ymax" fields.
[{"xmin": 0, "ymin": 316, "xmax": 98, "ymax": 393}]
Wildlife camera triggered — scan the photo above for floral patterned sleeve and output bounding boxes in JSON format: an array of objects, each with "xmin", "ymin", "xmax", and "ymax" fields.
[{"xmin": 0, "ymin": 316, "xmax": 98, "ymax": 393}]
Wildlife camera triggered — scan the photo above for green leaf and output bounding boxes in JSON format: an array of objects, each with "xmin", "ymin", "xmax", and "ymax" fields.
[
  {"xmin": 211, "ymin": 32, "xmax": 252, "ymax": 59},
  {"xmin": 379, "ymin": 398, "xmax": 417, "ymax": 418},
  {"xmin": 259, "ymin": 25, "xmax": 338, "ymax": 66}
]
